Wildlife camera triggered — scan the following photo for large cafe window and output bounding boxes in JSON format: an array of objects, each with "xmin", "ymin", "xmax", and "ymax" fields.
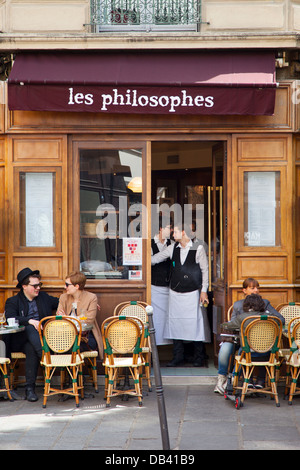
[
  {"xmin": 80, "ymin": 148, "xmax": 143, "ymax": 280},
  {"xmin": 243, "ymin": 171, "xmax": 281, "ymax": 247}
]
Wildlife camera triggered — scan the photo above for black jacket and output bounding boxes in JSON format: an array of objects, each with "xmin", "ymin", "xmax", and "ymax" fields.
[
  {"xmin": 5, "ymin": 290, "xmax": 59, "ymax": 326},
  {"xmin": 151, "ymin": 239, "xmax": 171, "ymax": 287}
]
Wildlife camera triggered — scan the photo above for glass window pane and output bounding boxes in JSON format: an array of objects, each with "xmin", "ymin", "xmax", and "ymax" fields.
[
  {"xmin": 244, "ymin": 171, "xmax": 281, "ymax": 247},
  {"xmin": 20, "ymin": 172, "xmax": 55, "ymax": 247},
  {"xmin": 80, "ymin": 148, "xmax": 143, "ymax": 280}
]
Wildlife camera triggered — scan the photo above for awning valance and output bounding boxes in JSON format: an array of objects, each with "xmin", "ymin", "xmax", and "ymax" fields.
[{"xmin": 8, "ymin": 50, "xmax": 276, "ymax": 115}]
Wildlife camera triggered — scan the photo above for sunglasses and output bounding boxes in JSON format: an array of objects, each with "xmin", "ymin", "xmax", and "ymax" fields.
[
  {"xmin": 28, "ymin": 283, "xmax": 43, "ymax": 289},
  {"xmin": 65, "ymin": 282, "xmax": 73, "ymax": 287}
]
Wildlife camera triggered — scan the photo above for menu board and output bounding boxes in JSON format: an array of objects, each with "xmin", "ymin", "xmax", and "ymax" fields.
[
  {"xmin": 245, "ymin": 172, "xmax": 277, "ymax": 247},
  {"xmin": 25, "ymin": 173, "xmax": 54, "ymax": 247}
]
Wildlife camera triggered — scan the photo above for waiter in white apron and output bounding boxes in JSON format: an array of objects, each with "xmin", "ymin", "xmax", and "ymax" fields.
[
  {"xmin": 151, "ymin": 224, "xmax": 210, "ymax": 367},
  {"xmin": 151, "ymin": 221, "xmax": 173, "ymax": 346}
]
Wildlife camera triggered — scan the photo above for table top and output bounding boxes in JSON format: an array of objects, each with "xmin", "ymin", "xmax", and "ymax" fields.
[
  {"xmin": 0, "ymin": 320, "xmax": 93, "ymax": 334},
  {"xmin": 0, "ymin": 325, "xmax": 25, "ymax": 335}
]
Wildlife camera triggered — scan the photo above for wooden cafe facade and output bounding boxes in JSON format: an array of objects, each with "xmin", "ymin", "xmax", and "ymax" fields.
[{"xmin": 1, "ymin": 48, "xmax": 300, "ymax": 362}]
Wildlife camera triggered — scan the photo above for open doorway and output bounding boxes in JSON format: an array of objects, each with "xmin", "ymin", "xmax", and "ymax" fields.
[{"xmin": 151, "ymin": 140, "xmax": 226, "ymax": 367}]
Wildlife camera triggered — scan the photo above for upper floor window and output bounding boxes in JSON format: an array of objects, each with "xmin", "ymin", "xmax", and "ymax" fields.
[{"xmin": 91, "ymin": 0, "xmax": 201, "ymax": 31}]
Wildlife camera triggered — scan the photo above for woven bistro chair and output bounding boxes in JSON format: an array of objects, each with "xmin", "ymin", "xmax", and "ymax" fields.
[
  {"xmin": 113, "ymin": 301, "xmax": 152, "ymax": 392},
  {"xmin": 232, "ymin": 315, "xmax": 282, "ymax": 408},
  {"xmin": 101, "ymin": 316, "xmax": 145, "ymax": 407},
  {"xmin": 275, "ymin": 303, "xmax": 300, "ymax": 382},
  {"xmin": 0, "ymin": 356, "xmax": 13, "ymax": 401},
  {"xmin": 284, "ymin": 316, "xmax": 300, "ymax": 405},
  {"xmin": 38, "ymin": 316, "xmax": 84, "ymax": 408}
]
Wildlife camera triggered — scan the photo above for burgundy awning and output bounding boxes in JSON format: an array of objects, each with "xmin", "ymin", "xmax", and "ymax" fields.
[{"xmin": 8, "ymin": 50, "xmax": 276, "ymax": 115}]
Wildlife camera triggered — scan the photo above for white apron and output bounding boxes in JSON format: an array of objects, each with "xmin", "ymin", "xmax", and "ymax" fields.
[
  {"xmin": 151, "ymin": 285, "xmax": 173, "ymax": 345},
  {"xmin": 164, "ymin": 289, "xmax": 211, "ymax": 342}
]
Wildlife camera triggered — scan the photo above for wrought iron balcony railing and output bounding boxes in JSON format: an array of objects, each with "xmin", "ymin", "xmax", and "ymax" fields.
[{"xmin": 90, "ymin": 0, "xmax": 201, "ymax": 31}]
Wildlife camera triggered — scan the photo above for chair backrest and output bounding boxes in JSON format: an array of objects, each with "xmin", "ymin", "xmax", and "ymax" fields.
[
  {"xmin": 101, "ymin": 316, "xmax": 144, "ymax": 362},
  {"xmin": 113, "ymin": 301, "xmax": 148, "ymax": 324},
  {"xmin": 276, "ymin": 303, "xmax": 300, "ymax": 326},
  {"xmin": 288, "ymin": 316, "xmax": 300, "ymax": 349},
  {"xmin": 39, "ymin": 316, "xmax": 81, "ymax": 355},
  {"xmin": 240, "ymin": 315, "xmax": 282, "ymax": 357}
]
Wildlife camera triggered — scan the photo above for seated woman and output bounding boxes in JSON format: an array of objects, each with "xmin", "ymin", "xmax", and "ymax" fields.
[
  {"xmin": 222, "ymin": 293, "xmax": 283, "ymax": 388},
  {"xmin": 57, "ymin": 271, "xmax": 103, "ymax": 359}
]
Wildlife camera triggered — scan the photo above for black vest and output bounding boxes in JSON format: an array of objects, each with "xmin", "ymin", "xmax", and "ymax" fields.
[
  {"xmin": 170, "ymin": 241, "xmax": 202, "ymax": 293},
  {"xmin": 151, "ymin": 239, "xmax": 171, "ymax": 287}
]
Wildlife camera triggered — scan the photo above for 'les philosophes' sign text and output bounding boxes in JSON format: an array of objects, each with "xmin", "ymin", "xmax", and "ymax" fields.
[{"xmin": 68, "ymin": 87, "xmax": 214, "ymax": 114}]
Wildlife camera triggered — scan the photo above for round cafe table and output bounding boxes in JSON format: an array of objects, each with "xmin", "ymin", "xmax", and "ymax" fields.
[{"xmin": 0, "ymin": 325, "xmax": 25, "ymax": 334}]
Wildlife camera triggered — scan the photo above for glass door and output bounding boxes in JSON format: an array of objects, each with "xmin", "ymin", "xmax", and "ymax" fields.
[{"xmin": 151, "ymin": 140, "xmax": 226, "ymax": 365}]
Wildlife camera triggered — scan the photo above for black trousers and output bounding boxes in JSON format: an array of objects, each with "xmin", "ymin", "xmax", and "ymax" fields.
[{"xmin": 4, "ymin": 325, "xmax": 42, "ymax": 388}]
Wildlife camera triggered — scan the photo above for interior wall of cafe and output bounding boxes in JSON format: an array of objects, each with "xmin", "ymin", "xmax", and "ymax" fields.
[{"xmin": 0, "ymin": 81, "xmax": 299, "ymax": 325}]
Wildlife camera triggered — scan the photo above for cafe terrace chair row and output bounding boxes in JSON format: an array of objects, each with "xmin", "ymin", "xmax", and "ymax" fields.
[
  {"xmin": 32, "ymin": 302, "xmax": 151, "ymax": 408},
  {"xmin": 0, "ymin": 301, "xmax": 151, "ymax": 407}
]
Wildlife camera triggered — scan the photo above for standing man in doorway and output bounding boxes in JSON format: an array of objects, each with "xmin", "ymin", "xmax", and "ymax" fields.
[
  {"xmin": 4, "ymin": 268, "xmax": 59, "ymax": 402},
  {"xmin": 151, "ymin": 218, "xmax": 173, "ymax": 347},
  {"xmin": 151, "ymin": 223, "xmax": 210, "ymax": 367}
]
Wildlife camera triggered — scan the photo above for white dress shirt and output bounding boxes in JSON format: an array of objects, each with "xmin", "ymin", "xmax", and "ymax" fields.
[{"xmin": 151, "ymin": 239, "xmax": 209, "ymax": 293}]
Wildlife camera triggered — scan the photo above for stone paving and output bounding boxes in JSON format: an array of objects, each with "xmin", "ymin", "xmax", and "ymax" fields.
[{"xmin": 1, "ymin": 379, "xmax": 300, "ymax": 451}]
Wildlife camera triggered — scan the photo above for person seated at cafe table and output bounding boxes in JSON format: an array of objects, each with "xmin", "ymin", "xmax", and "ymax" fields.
[
  {"xmin": 214, "ymin": 277, "xmax": 285, "ymax": 395},
  {"xmin": 221, "ymin": 293, "xmax": 284, "ymax": 389},
  {"xmin": 4, "ymin": 267, "xmax": 59, "ymax": 402},
  {"xmin": 56, "ymin": 271, "xmax": 103, "ymax": 358}
]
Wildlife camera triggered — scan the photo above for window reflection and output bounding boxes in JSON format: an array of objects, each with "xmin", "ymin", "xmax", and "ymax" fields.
[{"xmin": 80, "ymin": 149, "xmax": 143, "ymax": 279}]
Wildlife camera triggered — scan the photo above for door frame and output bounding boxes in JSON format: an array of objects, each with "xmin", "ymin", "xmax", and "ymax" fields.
[
  {"xmin": 149, "ymin": 135, "xmax": 231, "ymax": 349},
  {"xmin": 69, "ymin": 133, "xmax": 231, "ymax": 339}
]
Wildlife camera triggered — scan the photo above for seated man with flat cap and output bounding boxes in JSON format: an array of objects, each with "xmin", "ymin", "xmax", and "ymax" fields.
[{"xmin": 4, "ymin": 268, "xmax": 59, "ymax": 402}]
